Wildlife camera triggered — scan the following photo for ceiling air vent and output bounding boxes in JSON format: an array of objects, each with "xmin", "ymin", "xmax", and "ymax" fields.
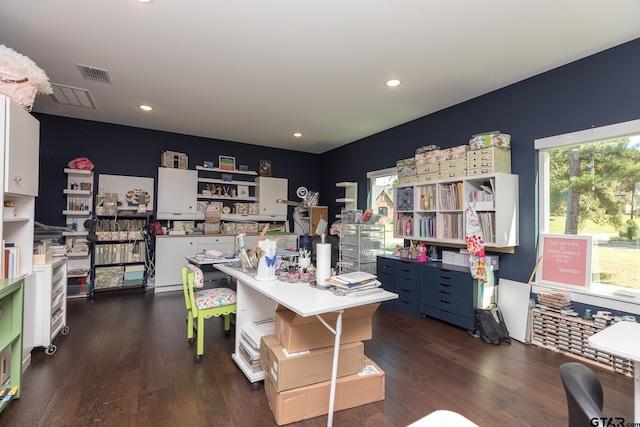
[
  {"xmin": 51, "ymin": 83, "xmax": 97, "ymax": 108},
  {"xmin": 77, "ymin": 64, "xmax": 112, "ymax": 84}
]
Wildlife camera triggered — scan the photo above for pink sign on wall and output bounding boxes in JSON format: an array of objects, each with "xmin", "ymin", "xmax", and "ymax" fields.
[{"xmin": 539, "ymin": 234, "xmax": 592, "ymax": 289}]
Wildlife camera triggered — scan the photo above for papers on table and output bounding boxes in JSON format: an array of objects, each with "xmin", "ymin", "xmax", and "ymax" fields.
[{"xmin": 324, "ymin": 271, "xmax": 383, "ymax": 297}]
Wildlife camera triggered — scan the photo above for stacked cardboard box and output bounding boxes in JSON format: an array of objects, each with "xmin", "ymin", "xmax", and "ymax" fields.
[{"xmin": 262, "ymin": 303, "xmax": 385, "ymax": 425}]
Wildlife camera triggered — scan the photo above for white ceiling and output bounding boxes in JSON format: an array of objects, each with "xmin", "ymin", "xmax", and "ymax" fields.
[{"xmin": 2, "ymin": 1, "xmax": 640, "ymax": 154}]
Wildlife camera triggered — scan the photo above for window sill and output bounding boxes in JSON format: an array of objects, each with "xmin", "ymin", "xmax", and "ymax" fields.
[{"xmin": 530, "ymin": 282, "xmax": 640, "ymax": 315}]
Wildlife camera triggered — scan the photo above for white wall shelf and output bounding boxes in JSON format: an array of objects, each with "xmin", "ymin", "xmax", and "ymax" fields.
[
  {"xmin": 64, "ymin": 168, "xmax": 94, "ymax": 299},
  {"xmin": 336, "ymin": 181, "xmax": 357, "ymax": 218}
]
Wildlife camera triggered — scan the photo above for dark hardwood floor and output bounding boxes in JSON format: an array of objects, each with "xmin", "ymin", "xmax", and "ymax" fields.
[{"xmin": 0, "ymin": 289, "xmax": 633, "ymax": 426}]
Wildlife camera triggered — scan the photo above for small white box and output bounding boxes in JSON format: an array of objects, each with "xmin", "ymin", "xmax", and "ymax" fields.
[{"xmin": 441, "ymin": 250, "xmax": 469, "ymax": 267}]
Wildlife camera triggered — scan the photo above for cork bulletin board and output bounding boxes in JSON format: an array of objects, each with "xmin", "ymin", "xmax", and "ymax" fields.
[{"xmin": 98, "ymin": 174, "xmax": 155, "ymax": 211}]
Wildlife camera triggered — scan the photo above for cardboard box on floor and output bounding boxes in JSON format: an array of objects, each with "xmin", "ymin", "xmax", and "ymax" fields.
[
  {"xmin": 260, "ymin": 335, "xmax": 364, "ymax": 392},
  {"xmin": 274, "ymin": 303, "xmax": 380, "ymax": 352},
  {"xmin": 265, "ymin": 358, "xmax": 385, "ymax": 425}
]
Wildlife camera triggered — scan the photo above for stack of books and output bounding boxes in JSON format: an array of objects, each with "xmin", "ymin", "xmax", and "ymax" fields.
[{"xmin": 325, "ymin": 271, "xmax": 383, "ymax": 297}]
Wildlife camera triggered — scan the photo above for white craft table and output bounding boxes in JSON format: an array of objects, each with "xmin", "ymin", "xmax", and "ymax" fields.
[
  {"xmin": 588, "ymin": 321, "xmax": 640, "ymax": 423},
  {"xmin": 190, "ymin": 259, "xmax": 397, "ymax": 427}
]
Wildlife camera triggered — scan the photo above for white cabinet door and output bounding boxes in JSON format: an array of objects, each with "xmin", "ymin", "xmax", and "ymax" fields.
[
  {"xmin": 154, "ymin": 236, "xmax": 198, "ymax": 292},
  {"xmin": 157, "ymin": 167, "xmax": 197, "ymax": 219},
  {"xmin": 2, "ymin": 96, "xmax": 39, "ymax": 196},
  {"xmin": 196, "ymin": 235, "xmax": 235, "ymax": 255},
  {"xmin": 22, "ymin": 272, "xmax": 38, "ymax": 370},
  {"xmin": 255, "ymin": 177, "xmax": 287, "ymax": 216}
]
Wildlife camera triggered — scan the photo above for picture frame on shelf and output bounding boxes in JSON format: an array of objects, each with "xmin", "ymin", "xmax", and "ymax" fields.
[
  {"xmin": 237, "ymin": 185, "xmax": 249, "ymax": 198},
  {"xmin": 260, "ymin": 159, "xmax": 272, "ymax": 177},
  {"xmin": 221, "ymin": 173, "xmax": 233, "ymax": 182},
  {"xmin": 203, "ymin": 160, "xmax": 214, "ymax": 169},
  {"xmin": 219, "ymin": 155, "xmax": 236, "ymax": 171},
  {"xmin": 238, "ymin": 164, "xmax": 249, "ymax": 172}
]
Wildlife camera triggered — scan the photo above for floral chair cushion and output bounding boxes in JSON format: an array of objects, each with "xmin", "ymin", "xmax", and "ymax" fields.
[
  {"xmin": 187, "ymin": 263, "xmax": 205, "ymax": 288},
  {"xmin": 194, "ymin": 287, "xmax": 237, "ymax": 309}
]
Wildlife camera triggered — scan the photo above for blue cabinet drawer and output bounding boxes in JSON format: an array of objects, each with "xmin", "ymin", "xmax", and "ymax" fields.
[
  {"xmin": 423, "ymin": 271, "xmax": 469, "ymax": 290},
  {"xmin": 396, "ymin": 261, "xmax": 420, "ymax": 281},
  {"xmin": 422, "ymin": 304, "xmax": 475, "ymax": 330},
  {"xmin": 422, "ymin": 279, "xmax": 472, "ymax": 298},
  {"xmin": 396, "ymin": 294, "xmax": 420, "ymax": 318},
  {"xmin": 377, "ymin": 268, "xmax": 395, "ymax": 285},
  {"xmin": 395, "ymin": 276, "xmax": 418, "ymax": 294},
  {"xmin": 377, "ymin": 256, "xmax": 396, "ymax": 271},
  {"xmin": 422, "ymin": 297, "xmax": 471, "ymax": 319},
  {"xmin": 422, "ymin": 287, "xmax": 473, "ymax": 307}
]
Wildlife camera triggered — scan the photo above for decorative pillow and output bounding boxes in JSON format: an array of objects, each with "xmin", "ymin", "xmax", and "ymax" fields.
[
  {"xmin": 187, "ymin": 264, "xmax": 205, "ymax": 288},
  {"xmin": 194, "ymin": 288, "xmax": 237, "ymax": 309}
]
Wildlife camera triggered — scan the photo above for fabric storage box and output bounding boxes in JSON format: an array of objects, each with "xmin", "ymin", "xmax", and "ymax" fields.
[
  {"xmin": 433, "ymin": 145, "xmax": 469, "ymax": 162},
  {"xmin": 396, "ymin": 158, "xmax": 416, "ymax": 177},
  {"xmin": 248, "ymin": 203, "xmax": 260, "ymax": 215},
  {"xmin": 161, "ymin": 150, "xmax": 188, "ymax": 169},
  {"xmin": 260, "ymin": 335, "xmax": 364, "ymax": 392},
  {"xmin": 469, "ymin": 132, "xmax": 511, "ymax": 150},
  {"xmin": 467, "ymin": 146, "xmax": 511, "ymax": 175},
  {"xmin": 415, "ymin": 151, "xmax": 440, "ymax": 166},
  {"xmin": 274, "ymin": 303, "xmax": 379, "ymax": 352},
  {"xmin": 234, "ymin": 202, "xmax": 248, "ymax": 214},
  {"xmin": 265, "ymin": 358, "xmax": 385, "ymax": 425}
]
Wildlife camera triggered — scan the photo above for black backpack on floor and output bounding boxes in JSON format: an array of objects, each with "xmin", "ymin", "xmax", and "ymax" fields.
[{"xmin": 476, "ymin": 305, "xmax": 511, "ymax": 345}]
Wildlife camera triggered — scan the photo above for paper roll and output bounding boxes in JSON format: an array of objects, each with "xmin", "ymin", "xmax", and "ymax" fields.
[{"xmin": 316, "ymin": 243, "xmax": 332, "ymax": 284}]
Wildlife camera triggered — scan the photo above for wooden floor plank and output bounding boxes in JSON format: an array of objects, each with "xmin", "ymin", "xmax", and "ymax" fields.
[{"xmin": 0, "ymin": 290, "xmax": 633, "ymax": 426}]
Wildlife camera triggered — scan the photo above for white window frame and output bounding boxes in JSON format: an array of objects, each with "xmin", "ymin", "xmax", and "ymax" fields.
[
  {"xmin": 534, "ymin": 118, "xmax": 640, "ymax": 314},
  {"xmin": 366, "ymin": 167, "xmax": 397, "ymax": 207}
]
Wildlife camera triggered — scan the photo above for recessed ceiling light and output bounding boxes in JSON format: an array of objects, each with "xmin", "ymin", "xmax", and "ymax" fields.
[
  {"xmin": 293, "ymin": 132, "xmax": 303, "ymax": 138},
  {"xmin": 137, "ymin": 0, "xmax": 153, "ymax": 3},
  {"xmin": 139, "ymin": 105, "xmax": 153, "ymax": 111},
  {"xmin": 386, "ymin": 79, "xmax": 401, "ymax": 87}
]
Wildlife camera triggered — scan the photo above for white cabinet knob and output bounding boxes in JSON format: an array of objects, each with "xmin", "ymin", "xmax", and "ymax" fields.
[{"xmin": 14, "ymin": 176, "xmax": 22, "ymax": 182}]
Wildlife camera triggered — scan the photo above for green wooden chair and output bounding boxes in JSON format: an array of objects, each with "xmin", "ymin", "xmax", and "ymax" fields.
[{"xmin": 181, "ymin": 266, "xmax": 237, "ymax": 363}]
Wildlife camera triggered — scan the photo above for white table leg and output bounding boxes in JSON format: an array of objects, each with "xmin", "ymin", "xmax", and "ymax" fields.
[
  {"xmin": 634, "ymin": 360, "xmax": 639, "ymax": 424},
  {"xmin": 316, "ymin": 310, "xmax": 343, "ymax": 427}
]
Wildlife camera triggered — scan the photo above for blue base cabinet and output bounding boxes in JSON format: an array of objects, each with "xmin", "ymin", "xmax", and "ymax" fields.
[
  {"xmin": 377, "ymin": 255, "xmax": 494, "ymax": 330},
  {"xmin": 376, "ymin": 256, "xmax": 396, "ymax": 311},
  {"xmin": 421, "ymin": 264, "xmax": 479, "ymax": 331}
]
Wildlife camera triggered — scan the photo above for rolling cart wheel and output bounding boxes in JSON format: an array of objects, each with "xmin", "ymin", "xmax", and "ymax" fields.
[
  {"xmin": 194, "ymin": 355, "xmax": 202, "ymax": 363},
  {"xmin": 225, "ymin": 330, "xmax": 231, "ymax": 336},
  {"xmin": 251, "ymin": 381, "xmax": 262, "ymax": 391},
  {"xmin": 61, "ymin": 326, "xmax": 70, "ymax": 335},
  {"xmin": 188, "ymin": 337, "xmax": 195, "ymax": 345},
  {"xmin": 45, "ymin": 344, "xmax": 57, "ymax": 355}
]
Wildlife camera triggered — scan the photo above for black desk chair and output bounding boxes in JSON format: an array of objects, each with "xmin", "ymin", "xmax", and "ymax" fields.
[{"xmin": 559, "ymin": 362, "xmax": 605, "ymax": 427}]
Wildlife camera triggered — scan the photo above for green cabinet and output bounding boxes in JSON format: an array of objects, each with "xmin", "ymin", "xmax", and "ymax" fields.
[{"xmin": 0, "ymin": 278, "xmax": 24, "ymax": 412}]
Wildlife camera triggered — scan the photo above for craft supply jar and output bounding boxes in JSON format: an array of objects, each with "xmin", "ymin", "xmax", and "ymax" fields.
[
  {"xmin": 298, "ymin": 257, "xmax": 311, "ymax": 269},
  {"xmin": 287, "ymin": 272, "xmax": 299, "ymax": 283},
  {"xmin": 278, "ymin": 270, "xmax": 289, "ymax": 281}
]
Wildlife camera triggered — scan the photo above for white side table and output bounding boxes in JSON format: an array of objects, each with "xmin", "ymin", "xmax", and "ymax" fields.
[{"xmin": 588, "ymin": 321, "xmax": 640, "ymax": 423}]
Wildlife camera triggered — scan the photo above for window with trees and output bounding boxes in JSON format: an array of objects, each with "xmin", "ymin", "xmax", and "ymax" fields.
[
  {"xmin": 367, "ymin": 167, "xmax": 403, "ymax": 252},
  {"xmin": 536, "ymin": 119, "xmax": 640, "ymax": 301}
]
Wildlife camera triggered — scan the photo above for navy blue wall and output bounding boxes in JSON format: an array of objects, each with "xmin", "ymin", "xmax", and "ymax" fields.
[
  {"xmin": 33, "ymin": 116, "xmax": 320, "ymax": 229},
  {"xmin": 33, "ymin": 38, "xmax": 640, "ymax": 286},
  {"xmin": 318, "ymin": 37, "xmax": 640, "ymax": 285}
]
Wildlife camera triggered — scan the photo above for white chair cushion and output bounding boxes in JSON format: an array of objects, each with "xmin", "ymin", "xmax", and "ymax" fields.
[{"xmin": 194, "ymin": 287, "xmax": 237, "ymax": 309}]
